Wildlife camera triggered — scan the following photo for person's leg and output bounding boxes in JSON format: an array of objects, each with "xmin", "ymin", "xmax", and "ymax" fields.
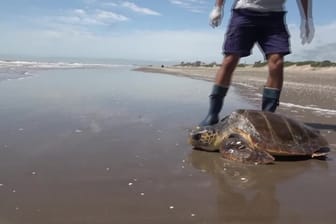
[
  {"xmin": 266, "ymin": 53, "xmax": 284, "ymax": 89},
  {"xmin": 262, "ymin": 53, "xmax": 283, "ymax": 112},
  {"xmin": 199, "ymin": 9, "xmax": 256, "ymax": 126},
  {"xmin": 257, "ymin": 11, "xmax": 290, "ymax": 112},
  {"xmin": 199, "ymin": 54, "xmax": 239, "ymax": 127},
  {"xmin": 215, "ymin": 54, "xmax": 240, "ymax": 86}
]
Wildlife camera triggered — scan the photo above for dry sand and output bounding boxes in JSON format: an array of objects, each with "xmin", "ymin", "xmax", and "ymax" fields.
[{"xmin": 135, "ymin": 65, "xmax": 336, "ymax": 149}]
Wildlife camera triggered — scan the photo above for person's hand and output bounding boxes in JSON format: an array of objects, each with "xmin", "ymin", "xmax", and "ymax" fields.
[
  {"xmin": 300, "ymin": 18, "xmax": 314, "ymax": 44},
  {"xmin": 209, "ymin": 6, "xmax": 223, "ymax": 28}
]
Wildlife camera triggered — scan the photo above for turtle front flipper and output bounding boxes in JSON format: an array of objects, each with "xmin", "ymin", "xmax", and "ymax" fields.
[{"xmin": 220, "ymin": 134, "xmax": 275, "ymax": 164}]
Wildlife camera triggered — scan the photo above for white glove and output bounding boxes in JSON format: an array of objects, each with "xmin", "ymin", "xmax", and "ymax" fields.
[
  {"xmin": 300, "ymin": 18, "xmax": 314, "ymax": 44},
  {"xmin": 209, "ymin": 6, "xmax": 223, "ymax": 28}
]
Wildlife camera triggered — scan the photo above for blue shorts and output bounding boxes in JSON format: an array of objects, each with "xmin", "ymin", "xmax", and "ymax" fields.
[{"xmin": 223, "ymin": 9, "xmax": 291, "ymax": 58}]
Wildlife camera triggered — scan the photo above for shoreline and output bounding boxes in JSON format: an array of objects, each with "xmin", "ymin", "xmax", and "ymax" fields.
[
  {"xmin": 135, "ymin": 65, "xmax": 336, "ymax": 148},
  {"xmin": 134, "ymin": 65, "xmax": 336, "ymax": 112}
]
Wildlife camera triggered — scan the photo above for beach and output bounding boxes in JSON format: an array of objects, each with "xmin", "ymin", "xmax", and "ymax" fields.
[
  {"xmin": 0, "ymin": 60, "xmax": 335, "ymax": 224},
  {"xmin": 135, "ymin": 65, "xmax": 336, "ymax": 148}
]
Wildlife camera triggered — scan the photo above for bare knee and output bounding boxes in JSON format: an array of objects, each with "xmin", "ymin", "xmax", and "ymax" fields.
[
  {"xmin": 266, "ymin": 54, "xmax": 284, "ymax": 89},
  {"xmin": 222, "ymin": 54, "xmax": 240, "ymax": 67},
  {"xmin": 267, "ymin": 54, "xmax": 284, "ymax": 72},
  {"xmin": 215, "ymin": 54, "xmax": 240, "ymax": 86}
]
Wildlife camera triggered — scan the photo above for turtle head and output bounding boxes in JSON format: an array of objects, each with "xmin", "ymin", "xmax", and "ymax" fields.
[{"xmin": 189, "ymin": 125, "xmax": 222, "ymax": 152}]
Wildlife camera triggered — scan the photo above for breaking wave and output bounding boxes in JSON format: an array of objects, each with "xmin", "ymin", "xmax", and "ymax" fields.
[{"xmin": 0, "ymin": 60, "xmax": 133, "ymax": 70}]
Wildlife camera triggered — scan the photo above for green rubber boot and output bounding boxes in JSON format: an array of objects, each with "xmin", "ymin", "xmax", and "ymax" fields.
[
  {"xmin": 199, "ymin": 85, "xmax": 228, "ymax": 126},
  {"xmin": 262, "ymin": 87, "xmax": 281, "ymax": 112}
]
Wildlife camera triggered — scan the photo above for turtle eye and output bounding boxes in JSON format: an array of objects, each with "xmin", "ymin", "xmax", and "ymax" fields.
[{"xmin": 192, "ymin": 133, "xmax": 202, "ymax": 141}]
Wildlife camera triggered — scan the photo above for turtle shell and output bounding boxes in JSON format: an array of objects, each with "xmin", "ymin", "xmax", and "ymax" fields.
[{"xmin": 224, "ymin": 109, "xmax": 329, "ymax": 156}]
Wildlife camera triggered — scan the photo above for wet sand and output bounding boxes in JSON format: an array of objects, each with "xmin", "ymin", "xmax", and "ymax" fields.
[
  {"xmin": 135, "ymin": 65, "xmax": 336, "ymax": 148},
  {"xmin": 0, "ymin": 66, "xmax": 335, "ymax": 224}
]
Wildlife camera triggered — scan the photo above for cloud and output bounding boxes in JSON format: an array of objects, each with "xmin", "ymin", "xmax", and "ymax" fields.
[
  {"xmin": 121, "ymin": 2, "xmax": 161, "ymax": 16},
  {"xmin": 82, "ymin": 1, "xmax": 161, "ymax": 16},
  {"xmin": 2, "ymin": 17, "xmax": 336, "ymax": 63},
  {"xmin": 101, "ymin": 2, "xmax": 118, "ymax": 7},
  {"xmin": 169, "ymin": 0, "xmax": 207, "ymax": 13},
  {"xmin": 299, "ymin": 43, "xmax": 336, "ymax": 61},
  {"xmin": 45, "ymin": 9, "xmax": 129, "ymax": 27},
  {"xmin": 285, "ymin": 21, "xmax": 336, "ymax": 61},
  {"xmin": 95, "ymin": 10, "xmax": 129, "ymax": 22},
  {"xmin": 0, "ymin": 26, "xmax": 222, "ymax": 62}
]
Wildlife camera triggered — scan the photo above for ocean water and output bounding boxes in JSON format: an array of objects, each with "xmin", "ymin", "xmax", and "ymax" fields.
[{"xmin": 0, "ymin": 59, "xmax": 254, "ymax": 124}]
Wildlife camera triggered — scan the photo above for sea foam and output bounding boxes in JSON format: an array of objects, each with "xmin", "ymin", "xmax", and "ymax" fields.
[{"xmin": 0, "ymin": 60, "xmax": 132, "ymax": 70}]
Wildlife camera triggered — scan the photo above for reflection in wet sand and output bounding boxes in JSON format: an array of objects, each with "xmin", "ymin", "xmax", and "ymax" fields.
[{"xmin": 189, "ymin": 150, "xmax": 329, "ymax": 224}]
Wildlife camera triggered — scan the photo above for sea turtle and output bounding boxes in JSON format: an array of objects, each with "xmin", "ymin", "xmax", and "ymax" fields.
[{"xmin": 189, "ymin": 109, "xmax": 330, "ymax": 164}]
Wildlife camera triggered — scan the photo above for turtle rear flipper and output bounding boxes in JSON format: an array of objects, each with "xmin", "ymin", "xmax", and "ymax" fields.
[
  {"xmin": 312, "ymin": 147, "xmax": 330, "ymax": 158},
  {"xmin": 220, "ymin": 135, "xmax": 274, "ymax": 164}
]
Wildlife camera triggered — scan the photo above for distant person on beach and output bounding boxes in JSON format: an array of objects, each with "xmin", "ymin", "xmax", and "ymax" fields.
[{"xmin": 199, "ymin": 0, "xmax": 314, "ymax": 127}]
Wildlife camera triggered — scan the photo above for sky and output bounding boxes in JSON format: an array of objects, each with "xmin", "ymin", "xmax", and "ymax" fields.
[{"xmin": 0, "ymin": 0, "xmax": 335, "ymax": 63}]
